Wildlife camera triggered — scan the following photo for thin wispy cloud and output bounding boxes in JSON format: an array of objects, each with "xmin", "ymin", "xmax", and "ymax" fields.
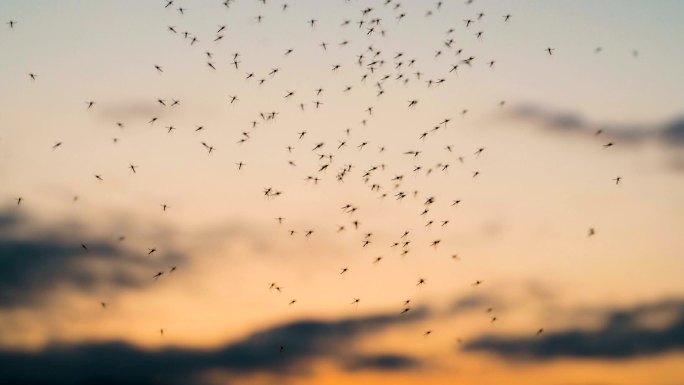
[{"xmin": 507, "ymin": 104, "xmax": 684, "ymax": 148}]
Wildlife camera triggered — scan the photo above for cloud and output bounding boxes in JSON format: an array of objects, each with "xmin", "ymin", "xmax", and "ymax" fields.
[
  {"xmin": 449, "ymin": 294, "xmax": 492, "ymax": 314},
  {"xmin": 447, "ymin": 281, "xmax": 557, "ymax": 316},
  {"xmin": 0, "ymin": 309, "xmax": 428, "ymax": 385},
  {"xmin": 0, "ymin": 209, "xmax": 184, "ymax": 308},
  {"xmin": 661, "ymin": 118, "xmax": 684, "ymax": 145},
  {"xmin": 97, "ymin": 99, "xmax": 161, "ymax": 122},
  {"xmin": 342, "ymin": 353, "xmax": 422, "ymax": 371},
  {"xmin": 463, "ymin": 298, "xmax": 684, "ymax": 360},
  {"xmin": 0, "ymin": 211, "xmax": 19, "ymax": 230},
  {"xmin": 507, "ymin": 104, "xmax": 684, "ymax": 148}
]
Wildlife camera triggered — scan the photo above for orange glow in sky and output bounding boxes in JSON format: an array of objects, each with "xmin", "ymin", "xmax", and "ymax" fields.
[{"xmin": 1, "ymin": 1, "xmax": 683, "ymax": 384}]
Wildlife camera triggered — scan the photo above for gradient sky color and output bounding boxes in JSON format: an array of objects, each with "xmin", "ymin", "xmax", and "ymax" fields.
[{"xmin": 1, "ymin": 1, "xmax": 684, "ymax": 384}]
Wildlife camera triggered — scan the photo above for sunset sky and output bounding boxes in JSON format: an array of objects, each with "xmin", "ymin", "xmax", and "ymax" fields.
[{"xmin": 1, "ymin": 1, "xmax": 683, "ymax": 384}]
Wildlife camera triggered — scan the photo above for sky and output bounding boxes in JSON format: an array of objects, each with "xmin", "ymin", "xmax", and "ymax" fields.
[{"xmin": 1, "ymin": 0, "xmax": 684, "ymax": 384}]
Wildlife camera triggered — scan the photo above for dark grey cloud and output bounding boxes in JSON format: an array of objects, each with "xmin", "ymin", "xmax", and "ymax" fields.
[
  {"xmin": 0, "ymin": 211, "xmax": 19, "ymax": 230},
  {"xmin": 508, "ymin": 104, "xmax": 684, "ymax": 147},
  {"xmin": 342, "ymin": 353, "xmax": 422, "ymax": 371},
  {"xmin": 661, "ymin": 117, "xmax": 684, "ymax": 145},
  {"xmin": 0, "ymin": 209, "xmax": 184, "ymax": 308},
  {"xmin": 463, "ymin": 298, "xmax": 684, "ymax": 360},
  {"xmin": 0, "ymin": 309, "xmax": 428, "ymax": 385}
]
